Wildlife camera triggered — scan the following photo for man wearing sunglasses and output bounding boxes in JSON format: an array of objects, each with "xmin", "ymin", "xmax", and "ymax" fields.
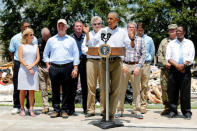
[{"xmin": 82, "ymin": 16, "xmax": 104, "ymax": 117}]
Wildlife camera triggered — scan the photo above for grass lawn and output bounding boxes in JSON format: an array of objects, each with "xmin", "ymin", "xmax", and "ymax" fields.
[{"xmin": 33, "ymin": 91, "xmax": 197, "ymax": 109}]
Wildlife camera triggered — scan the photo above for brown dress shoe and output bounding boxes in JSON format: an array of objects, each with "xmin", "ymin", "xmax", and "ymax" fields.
[
  {"xmin": 50, "ymin": 112, "xmax": 60, "ymax": 118},
  {"xmin": 160, "ymin": 108, "xmax": 170, "ymax": 115},
  {"xmin": 42, "ymin": 108, "xmax": 49, "ymax": 114},
  {"xmin": 61, "ymin": 112, "xmax": 69, "ymax": 119}
]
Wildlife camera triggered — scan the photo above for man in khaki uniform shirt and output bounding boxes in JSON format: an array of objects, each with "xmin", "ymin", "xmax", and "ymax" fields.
[{"xmin": 157, "ymin": 24, "xmax": 177, "ymax": 115}]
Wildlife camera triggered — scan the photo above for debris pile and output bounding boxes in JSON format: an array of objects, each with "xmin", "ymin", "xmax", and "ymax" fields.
[
  {"xmin": 0, "ymin": 62, "xmax": 13, "ymax": 104},
  {"xmin": 148, "ymin": 66, "xmax": 197, "ymax": 104},
  {"xmin": 0, "ymin": 62, "xmax": 13, "ymax": 86},
  {"xmin": 148, "ymin": 66, "xmax": 162, "ymax": 104}
]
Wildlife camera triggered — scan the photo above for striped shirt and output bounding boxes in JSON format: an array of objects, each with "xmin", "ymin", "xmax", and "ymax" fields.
[{"xmin": 124, "ymin": 36, "xmax": 146, "ymax": 69}]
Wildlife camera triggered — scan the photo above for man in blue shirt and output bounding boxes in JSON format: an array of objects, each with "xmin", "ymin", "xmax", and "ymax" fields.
[
  {"xmin": 72, "ymin": 21, "xmax": 88, "ymax": 115},
  {"xmin": 135, "ymin": 22, "xmax": 155, "ymax": 114},
  {"xmin": 9, "ymin": 21, "xmax": 38, "ymax": 115},
  {"xmin": 43, "ymin": 19, "xmax": 79, "ymax": 119}
]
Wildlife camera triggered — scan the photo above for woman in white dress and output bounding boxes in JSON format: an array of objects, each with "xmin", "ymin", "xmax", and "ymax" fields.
[{"xmin": 18, "ymin": 28, "xmax": 40, "ymax": 116}]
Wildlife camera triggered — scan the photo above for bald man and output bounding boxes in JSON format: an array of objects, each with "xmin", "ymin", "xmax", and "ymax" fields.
[{"xmin": 38, "ymin": 27, "xmax": 51, "ymax": 114}]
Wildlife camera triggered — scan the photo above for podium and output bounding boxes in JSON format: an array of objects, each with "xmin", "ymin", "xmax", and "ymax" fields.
[
  {"xmin": 87, "ymin": 47, "xmax": 125, "ymax": 56},
  {"xmin": 88, "ymin": 46, "xmax": 125, "ymax": 129}
]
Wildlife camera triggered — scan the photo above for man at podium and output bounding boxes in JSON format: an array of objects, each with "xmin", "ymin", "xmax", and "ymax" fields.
[{"xmin": 84, "ymin": 12, "xmax": 135, "ymax": 122}]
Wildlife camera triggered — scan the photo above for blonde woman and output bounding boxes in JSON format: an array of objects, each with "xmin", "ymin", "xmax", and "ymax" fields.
[{"xmin": 18, "ymin": 28, "xmax": 40, "ymax": 117}]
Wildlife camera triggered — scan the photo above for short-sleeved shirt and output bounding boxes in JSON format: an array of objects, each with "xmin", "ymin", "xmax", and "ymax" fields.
[
  {"xmin": 9, "ymin": 32, "xmax": 38, "ymax": 61},
  {"xmin": 166, "ymin": 38, "xmax": 195, "ymax": 64}
]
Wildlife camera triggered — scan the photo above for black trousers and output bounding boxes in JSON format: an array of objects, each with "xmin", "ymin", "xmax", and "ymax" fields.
[
  {"xmin": 13, "ymin": 60, "xmax": 29, "ymax": 109},
  {"xmin": 168, "ymin": 66, "xmax": 192, "ymax": 115},
  {"xmin": 74, "ymin": 57, "xmax": 88, "ymax": 113},
  {"xmin": 49, "ymin": 62, "xmax": 75, "ymax": 113}
]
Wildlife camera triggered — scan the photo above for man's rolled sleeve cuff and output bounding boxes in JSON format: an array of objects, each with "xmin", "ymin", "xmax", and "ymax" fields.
[
  {"xmin": 8, "ymin": 48, "xmax": 14, "ymax": 53},
  {"xmin": 73, "ymin": 60, "xmax": 80, "ymax": 66},
  {"xmin": 43, "ymin": 58, "xmax": 50, "ymax": 63}
]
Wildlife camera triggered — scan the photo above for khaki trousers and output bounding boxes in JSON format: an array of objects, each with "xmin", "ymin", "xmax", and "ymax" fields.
[
  {"xmin": 100, "ymin": 58, "xmax": 122, "ymax": 117},
  {"xmin": 38, "ymin": 66, "xmax": 50, "ymax": 109},
  {"xmin": 160, "ymin": 69, "xmax": 169, "ymax": 107},
  {"xmin": 140, "ymin": 63, "xmax": 150, "ymax": 109},
  {"xmin": 117, "ymin": 64, "xmax": 141, "ymax": 113},
  {"xmin": 86, "ymin": 59, "xmax": 104, "ymax": 114}
]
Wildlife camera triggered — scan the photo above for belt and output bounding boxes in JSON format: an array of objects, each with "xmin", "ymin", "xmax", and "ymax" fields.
[
  {"xmin": 88, "ymin": 58, "xmax": 101, "ymax": 60},
  {"xmin": 102, "ymin": 57, "xmax": 120, "ymax": 61},
  {"xmin": 145, "ymin": 61, "xmax": 151, "ymax": 64},
  {"xmin": 124, "ymin": 61, "xmax": 139, "ymax": 65},
  {"xmin": 50, "ymin": 63, "xmax": 71, "ymax": 68},
  {"xmin": 14, "ymin": 60, "xmax": 20, "ymax": 63}
]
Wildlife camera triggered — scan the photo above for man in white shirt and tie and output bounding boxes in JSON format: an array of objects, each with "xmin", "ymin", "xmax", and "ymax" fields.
[{"xmin": 166, "ymin": 25, "xmax": 195, "ymax": 120}]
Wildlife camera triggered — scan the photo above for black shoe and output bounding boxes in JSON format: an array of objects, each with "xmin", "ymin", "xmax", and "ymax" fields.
[
  {"xmin": 83, "ymin": 110, "xmax": 87, "ymax": 115},
  {"xmin": 168, "ymin": 112, "xmax": 177, "ymax": 118},
  {"xmin": 85, "ymin": 113, "xmax": 95, "ymax": 118},
  {"xmin": 109, "ymin": 116, "xmax": 115, "ymax": 122},
  {"xmin": 68, "ymin": 110, "xmax": 75, "ymax": 116},
  {"xmin": 184, "ymin": 112, "xmax": 192, "ymax": 120},
  {"xmin": 160, "ymin": 108, "xmax": 170, "ymax": 115}
]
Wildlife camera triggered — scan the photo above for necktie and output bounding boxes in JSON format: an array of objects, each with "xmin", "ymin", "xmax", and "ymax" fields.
[{"xmin": 179, "ymin": 43, "xmax": 184, "ymax": 64}]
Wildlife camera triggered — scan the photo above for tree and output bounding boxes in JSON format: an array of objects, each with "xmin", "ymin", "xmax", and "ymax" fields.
[
  {"xmin": 1, "ymin": 0, "xmax": 197, "ymax": 61},
  {"xmin": 0, "ymin": 0, "xmax": 131, "ymax": 61},
  {"xmin": 130, "ymin": 0, "xmax": 197, "ymax": 54}
]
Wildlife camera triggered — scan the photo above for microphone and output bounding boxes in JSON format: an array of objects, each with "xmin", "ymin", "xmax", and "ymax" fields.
[
  {"xmin": 101, "ymin": 30, "xmax": 106, "ymax": 41},
  {"xmin": 106, "ymin": 29, "xmax": 112, "ymax": 41}
]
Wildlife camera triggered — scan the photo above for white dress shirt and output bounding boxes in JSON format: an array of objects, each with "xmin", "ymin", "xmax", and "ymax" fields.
[
  {"xmin": 81, "ymin": 30, "xmax": 101, "ymax": 59},
  {"xmin": 166, "ymin": 38, "xmax": 195, "ymax": 64},
  {"xmin": 90, "ymin": 27, "xmax": 131, "ymax": 50}
]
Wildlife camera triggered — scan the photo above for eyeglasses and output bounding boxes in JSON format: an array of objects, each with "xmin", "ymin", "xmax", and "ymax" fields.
[
  {"xmin": 93, "ymin": 23, "xmax": 101, "ymax": 26},
  {"xmin": 24, "ymin": 25, "xmax": 30, "ymax": 28},
  {"xmin": 29, "ymin": 34, "xmax": 34, "ymax": 36}
]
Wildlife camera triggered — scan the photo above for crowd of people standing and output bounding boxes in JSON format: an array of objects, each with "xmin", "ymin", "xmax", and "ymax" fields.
[{"xmin": 8, "ymin": 11, "xmax": 195, "ymax": 121}]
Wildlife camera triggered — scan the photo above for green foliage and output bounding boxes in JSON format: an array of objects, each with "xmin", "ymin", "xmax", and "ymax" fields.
[
  {"xmin": 0, "ymin": 0, "xmax": 197, "ymax": 61},
  {"xmin": 0, "ymin": 0, "xmax": 130, "ymax": 60},
  {"xmin": 130, "ymin": 0, "xmax": 197, "ymax": 53}
]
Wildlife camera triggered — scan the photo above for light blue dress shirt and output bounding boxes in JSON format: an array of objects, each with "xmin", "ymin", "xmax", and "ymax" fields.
[
  {"xmin": 141, "ymin": 34, "xmax": 155, "ymax": 62},
  {"xmin": 9, "ymin": 32, "xmax": 38, "ymax": 61},
  {"xmin": 43, "ymin": 34, "xmax": 80, "ymax": 65}
]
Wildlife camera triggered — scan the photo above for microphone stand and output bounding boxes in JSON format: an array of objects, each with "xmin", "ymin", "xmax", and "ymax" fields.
[{"xmin": 93, "ymin": 32, "xmax": 124, "ymax": 129}]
